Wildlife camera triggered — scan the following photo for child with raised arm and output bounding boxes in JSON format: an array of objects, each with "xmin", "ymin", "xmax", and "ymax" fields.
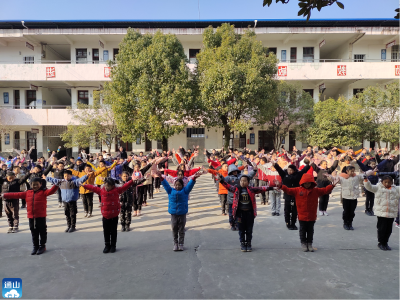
[
  {"xmin": 82, "ymin": 175, "xmax": 145, "ymax": 254},
  {"xmin": 153, "ymin": 170, "xmax": 201, "ymax": 252},
  {"xmin": 278, "ymin": 174, "xmax": 339, "ymax": 252}
]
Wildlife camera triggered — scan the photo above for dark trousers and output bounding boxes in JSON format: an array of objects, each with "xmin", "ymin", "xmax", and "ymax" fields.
[
  {"xmin": 254, "ymin": 179, "xmax": 259, "ymax": 188},
  {"xmin": 284, "ymin": 195, "xmax": 297, "ymax": 226},
  {"xmin": 21, "ymin": 198, "xmax": 26, "ymax": 206},
  {"xmin": 259, "ymin": 180, "xmax": 268, "ymax": 203},
  {"xmin": 4, "ymin": 199, "xmax": 19, "ymax": 228},
  {"xmin": 142, "ymin": 185, "xmax": 148, "ymax": 203},
  {"xmin": 299, "ymin": 220, "xmax": 315, "ymax": 243},
  {"xmin": 377, "ymin": 217, "xmax": 394, "ymax": 245},
  {"xmin": 81, "ymin": 193, "xmax": 94, "ymax": 214},
  {"xmin": 396, "ymin": 212, "xmax": 399, "ymax": 225},
  {"xmin": 29, "ymin": 217, "xmax": 47, "ymax": 247},
  {"xmin": 137, "ymin": 186, "xmax": 145, "ymax": 206},
  {"xmin": 342, "ymin": 198, "xmax": 357, "ymax": 224},
  {"xmin": 120, "ymin": 201, "xmax": 132, "ymax": 226},
  {"xmin": 228, "ymin": 203, "xmax": 236, "ymax": 227},
  {"xmin": 319, "ymin": 194, "xmax": 329, "ymax": 211},
  {"xmin": 64, "ymin": 201, "xmax": 77, "ymax": 228},
  {"xmin": 365, "ymin": 189, "xmax": 375, "ymax": 211},
  {"xmin": 171, "ymin": 214, "xmax": 186, "ymax": 245},
  {"xmin": 154, "ymin": 177, "xmax": 161, "ymax": 189},
  {"xmin": 102, "ymin": 216, "xmax": 118, "ymax": 247},
  {"xmin": 236, "ymin": 209, "xmax": 254, "ymax": 244},
  {"xmin": 219, "ymin": 194, "xmax": 228, "ymax": 214},
  {"xmin": 147, "ymin": 183, "xmax": 154, "ymax": 199},
  {"xmin": 57, "ymin": 188, "xmax": 62, "ymax": 203},
  {"xmin": 97, "ymin": 185, "xmax": 102, "ymax": 202}
]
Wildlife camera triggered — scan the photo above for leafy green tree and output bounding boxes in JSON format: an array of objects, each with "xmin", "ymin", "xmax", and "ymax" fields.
[
  {"xmin": 103, "ymin": 29, "xmax": 195, "ymax": 151},
  {"xmin": 61, "ymin": 91, "xmax": 120, "ymax": 153},
  {"xmin": 263, "ymin": 1, "xmax": 399, "ymax": 20},
  {"xmin": 358, "ymin": 82, "xmax": 400, "ymax": 148},
  {"xmin": 194, "ymin": 23, "xmax": 278, "ymax": 150},
  {"xmin": 266, "ymin": 81, "xmax": 314, "ymax": 150},
  {"xmin": 307, "ymin": 96, "xmax": 370, "ymax": 148}
]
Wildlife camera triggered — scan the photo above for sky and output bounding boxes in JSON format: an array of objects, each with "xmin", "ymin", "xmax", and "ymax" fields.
[{"xmin": 0, "ymin": 0, "xmax": 398, "ymax": 20}]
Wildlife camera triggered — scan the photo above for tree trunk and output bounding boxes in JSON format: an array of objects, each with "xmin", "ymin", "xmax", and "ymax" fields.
[
  {"xmin": 162, "ymin": 136, "xmax": 168, "ymax": 152},
  {"xmin": 223, "ymin": 124, "xmax": 231, "ymax": 152}
]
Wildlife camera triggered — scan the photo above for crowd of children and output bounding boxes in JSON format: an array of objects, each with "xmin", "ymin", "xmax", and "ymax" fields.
[{"xmin": 0, "ymin": 145, "xmax": 399, "ymax": 255}]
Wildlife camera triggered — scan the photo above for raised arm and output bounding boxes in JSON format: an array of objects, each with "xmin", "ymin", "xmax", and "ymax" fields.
[
  {"xmin": 363, "ymin": 179, "xmax": 379, "ymax": 194},
  {"xmin": 44, "ymin": 184, "xmax": 59, "ymax": 196},
  {"xmin": 82, "ymin": 184, "xmax": 102, "ymax": 195},
  {"xmin": 273, "ymin": 163, "xmax": 286, "ymax": 179}
]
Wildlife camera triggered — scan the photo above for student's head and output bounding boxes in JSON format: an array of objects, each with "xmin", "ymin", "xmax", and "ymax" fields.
[
  {"xmin": 174, "ymin": 179, "xmax": 184, "ymax": 191},
  {"xmin": 82, "ymin": 149, "xmax": 86, "ymax": 153},
  {"xmin": 119, "ymin": 147, "xmax": 124, "ymax": 152},
  {"xmin": 64, "ymin": 169, "xmax": 73, "ymax": 180},
  {"xmin": 99, "ymin": 161, "xmax": 106, "ymax": 168},
  {"xmin": 13, "ymin": 166, "xmax": 20, "ymax": 174},
  {"xmin": 119, "ymin": 158, "xmax": 124, "ymax": 164},
  {"xmin": 319, "ymin": 160, "xmax": 327, "ymax": 169},
  {"xmin": 221, "ymin": 163, "xmax": 228, "ymax": 171},
  {"xmin": 254, "ymin": 157, "xmax": 260, "ymax": 164},
  {"xmin": 303, "ymin": 182, "xmax": 312, "ymax": 189},
  {"xmin": 271, "ymin": 153, "xmax": 277, "ymax": 160},
  {"xmin": 381, "ymin": 175, "xmax": 393, "ymax": 189},
  {"xmin": 33, "ymin": 165, "xmax": 42, "ymax": 173},
  {"xmin": 121, "ymin": 171, "xmax": 130, "ymax": 182},
  {"xmin": 57, "ymin": 162, "xmax": 65, "ymax": 170},
  {"xmin": 1, "ymin": 164, "xmax": 7, "ymax": 170},
  {"xmin": 177, "ymin": 170, "xmax": 185, "ymax": 180},
  {"xmin": 260, "ymin": 157, "xmax": 267, "ymax": 165},
  {"xmin": 98, "ymin": 154, "xmax": 103, "ymax": 160},
  {"xmin": 240, "ymin": 175, "xmax": 250, "ymax": 188},
  {"xmin": 249, "ymin": 154, "xmax": 254, "ymax": 160},
  {"xmin": 139, "ymin": 151, "xmax": 143, "ymax": 156},
  {"xmin": 31, "ymin": 178, "xmax": 42, "ymax": 191},
  {"xmin": 327, "ymin": 153, "xmax": 333, "ymax": 159},
  {"xmin": 368, "ymin": 160, "xmax": 376, "ymax": 168},
  {"xmin": 134, "ymin": 164, "xmax": 140, "ymax": 172},
  {"xmin": 7, "ymin": 156, "xmax": 12, "ymax": 160},
  {"xmin": 307, "ymin": 146, "xmax": 312, "ymax": 151},
  {"xmin": 104, "ymin": 178, "xmax": 116, "ymax": 192},
  {"xmin": 141, "ymin": 161, "xmax": 147, "ymax": 167},
  {"xmin": 287, "ymin": 165, "xmax": 297, "ymax": 175},
  {"xmin": 70, "ymin": 157, "xmax": 75, "ymax": 163},
  {"xmin": 346, "ymin": 166, "xmax": 356, "ymax": 176},
  {"xmin": 344, "ymin": 156, "xmax": 351, "ymax": 164},
  {"xmin": 22, "ymin": 162, "xmax": 28, "ymax": 168},
  {"xmin": 177, "ymin": 164, "xmax": 185, "ymax": 171},
  {"xmin": 76, "ymin": 159, "xmax": 83, "ymax": 166},
  {"xmin": 6, "ymin": 171, "xmax": 15, "ymax": 182},
  {"xmin": 84, "ymin": 165, "xmax": 92, "ymax": 174}
]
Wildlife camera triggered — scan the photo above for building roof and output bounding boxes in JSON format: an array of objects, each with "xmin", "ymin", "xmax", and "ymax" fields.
[{"xmin": 0, "ymin": 19, "xmax": 398, "ymax": 30}]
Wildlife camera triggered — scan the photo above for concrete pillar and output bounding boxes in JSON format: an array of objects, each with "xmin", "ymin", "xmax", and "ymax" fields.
[
  {"xmin": 20, "ymin": 90, "xmax": 26, "ymax": 108},
  {"xmin": 36, "ymin": 87, "xmax": 43, "ymax": 109},
  {"xmin": 71, "ymin": 89, "xmax": 78, "ymax": 109},
  {"xmin": 313, "ymin": 87, "xmax": 319, "ymax": 103},
  {"xmin": 19, "ymin": 130, "xmax": 27, "ymax": 150},
  {"xmin": 36, "ymin": 128, "xmax": 44, "ymax": 157}
]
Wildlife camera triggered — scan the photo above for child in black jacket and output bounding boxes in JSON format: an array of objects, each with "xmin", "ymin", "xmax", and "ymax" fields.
[{"xmin": 118, "ymin": 171, "xmax": 135, "ymax": 232}]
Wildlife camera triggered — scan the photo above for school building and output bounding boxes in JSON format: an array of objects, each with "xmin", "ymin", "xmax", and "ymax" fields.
[{"xmin": 0, "ymin": 19, "xmax": 398, "ymax": 160}]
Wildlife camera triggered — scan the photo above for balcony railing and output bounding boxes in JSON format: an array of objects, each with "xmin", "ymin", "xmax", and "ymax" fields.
[
  {"xmin": 0, "ymin": 105, "xmax": 69, "ymax": 109},
  {"xmin": 0, "ymin": 60, "xmax": 114, "ymax": 64}
]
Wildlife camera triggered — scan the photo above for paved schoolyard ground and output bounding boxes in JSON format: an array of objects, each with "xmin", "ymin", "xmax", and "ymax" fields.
[{"xmin": 0, "ymin": 173, "xmax": 398, "ymax": 299}]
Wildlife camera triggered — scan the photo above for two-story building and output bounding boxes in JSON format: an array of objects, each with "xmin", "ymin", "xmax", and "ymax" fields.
[{"xmin": 0, "ymin": 19, "xmax": 398, "ymax": 159}]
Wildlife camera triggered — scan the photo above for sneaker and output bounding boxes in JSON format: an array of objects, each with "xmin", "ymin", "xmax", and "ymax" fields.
[
  {"xmin": 323, "ymin": 211, "xmax": 329, "ymax": 216},
  {"xmin": 307, "ymin": 243, "xmax": 314, "ymax": 252},
  {"xmin": 343, "ymin": 224, "xmax": 350, "ymax": 230},
  {"xmin": 98, "ymin": 204, "xmax": 101, "ymax": 208},
  {"xmin": 87, "ymin": 213, "xmax": 92, "ymax": 218},
  {"xmin": 121, "ymin": 226, "xmax": 126, "ymax": 232},
  {"xmin": 246, "ymin": 243, "xmax": 252, "ymax": 252},
  {"xmin": 31, "ymin": 246, "xmax": 39, "ymax": 255},
  {"xmin": 21, "ymin": 204, "xmax": 26, "ymax": 209},
  {"xmin": 12, "ymin": 227, "xmax": 18, "ymax": 233},
  {"xmin": 178, "ymin": 244, "xmax": 184, "ymax": 251},
  {"xmin": 396, "ymin": 223, "xmax": 400, "ymax": 229},
  {"xmin": 230, "ymin": 226, "xmax": 235, "ymax": 231},
  {"xmin": 319, "ymin": 211, "xmax": 323, "ymax": 216},
  {"xmin": 365, "ymin": 210, "xmax": 371, "ymax": 216},
  {"xmin": 385, "ymin": 244, "xmax": 392, "ymax": 251},
  {"xmin": 126, "ymin": 225, "xmax": 130, "ymax": 232},
  {"xmin": 173, "ymin": 243, "xmax": 179, "ymax": 251},
  {"xmin": 348, "ymin": 223, "xmax": 354, "ymax": 230},
  {"xmin": 272, "ymin": 212, "xmax": 276, "ymax": 216},
  {"xmin": 7, "ymin": 227, "xmax": 13, "ymax": 234},
  {"xmin": 137, "ymin": 211, "xmax": 141, "ymax": 216},
  {"xmin": 233, "ymin": 226, "xmax": 238, "ymax": 231},
  {"xmin": 292, "ymin": 224, "xmax": 298, "ymax": 230},
  {"xmin": 377, "ymin": 243, "xmax": 386, "ymax": 251},
  {"xmin": 103, "ymin": 245, "xmax": 111, "ymax": 253},
  {"xmin": 65, "ymin": 227, "xmax": 70, "ymax": 233},
  {"xmin": 301, "ymin": 243, "xmax": 308, "ymax": 252},
  {"xmin": 58, "ymin": 203, "xmax": 62, "ymax": 208},
  {"xmin": 369, "ymin": 210, "xmax": 374, "ymax": 216},
  {"xmin": 110, "ymin": 246, "xmax": 116, "ymax": 253},
  {"xmin": 68, "ymin": 227, "xmax": 76, "ymax": 233},
  {"xmin": 36, "ymin": 245, "xmax": 46, "ymax": 255},
  {"xmin": 286, "ymin": 224, "xmax": 293, "ymax": 230},
  {"xmin": 133, "ymin": 211, "xmax": 137, "ymax": 217},
  {"xmin": 240, "ymin": 243, "xmax": 247, "ymax": 252},
  {"xmin": 84, "ymin": 213, "xmax": 88, "ymax": 218},
  {"xmin": 276, "ymin": 213, "xmax": 280, "ymax": 216}
]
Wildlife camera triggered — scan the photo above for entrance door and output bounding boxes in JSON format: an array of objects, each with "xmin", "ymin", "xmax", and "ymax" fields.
[
  {"xmin": 289, "ymin": 131, "xmax": 296, "ymax": 151},
  {"xmin": 26, "ymin": 132, "xmax": 37, "ymax": 161},
  {"xmin": 258, "ymin": 131, "xmax": 275, "ymax": 152},
  {"xmin": 92, "ymin": 49, "xmax": 99, "ymax": 64}
]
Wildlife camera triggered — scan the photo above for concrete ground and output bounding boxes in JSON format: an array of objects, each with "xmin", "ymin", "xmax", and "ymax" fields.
[{"xmin": 0, "ymin": 173, "xmax": 398, "ymax": 299}]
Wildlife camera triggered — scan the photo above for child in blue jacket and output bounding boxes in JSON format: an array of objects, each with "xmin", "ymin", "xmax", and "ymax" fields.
[
  {"xmin": 45, "ymin": 170, "xmax": 88, "ymax": 233},
  {"xmin": 153, "ymin": 170, "xmax": 201, "ymax": 251}
]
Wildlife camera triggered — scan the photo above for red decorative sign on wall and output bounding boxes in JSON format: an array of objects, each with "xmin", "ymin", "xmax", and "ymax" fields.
[
  {"xmin": 337, "ymin": 65, "xmax": 346, "ymax": 76},
  {"xmin": 278, "ymin": 66, "xmax": 287, "ymax": 77},
  {"xmin": 46, "ymin": 67, "xmax": 56, "ymax": 78},
  {"xmin": 104, "ymin": 67, "xmax": 110, "ymax": 78},
  {"xmin": 396, "ymin": 65, "xmax": 400, "ymax": 76}
]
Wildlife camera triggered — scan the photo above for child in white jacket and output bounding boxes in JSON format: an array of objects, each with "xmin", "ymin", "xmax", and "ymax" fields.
[{"xmin": 364, "ymin": 173, "xmax": 399, "ymax": 251}]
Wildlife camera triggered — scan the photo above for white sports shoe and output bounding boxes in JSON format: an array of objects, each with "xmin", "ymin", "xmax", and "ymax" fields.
[
  {"xmin": 319, "ymin": 211, "xmax": 323, "ymax": 216},
  {"xmin": 324, "ymin": 211, "xmax": 329, "ymax": 216},
  {"xmin": 396, "ymin": 223, "xmax": 400, "ymax": 229}
]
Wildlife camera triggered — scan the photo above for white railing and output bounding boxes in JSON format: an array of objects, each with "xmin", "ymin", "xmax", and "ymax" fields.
[{"xmin": 0, "ymin": 105, "xmax": 69, "ymax": 109}]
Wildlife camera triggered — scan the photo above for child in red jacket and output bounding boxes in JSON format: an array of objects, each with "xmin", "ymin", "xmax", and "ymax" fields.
[
  {"xmin": 83, "ymin": 175, "xmax": 145, "ymax": 254},
  {"xmin": 278, "ymin": 173, "xmax": 339, "ymax": 252},
  {"xmin": 2, "ymin": 177, "xmax": 58, "ymax": 255}
]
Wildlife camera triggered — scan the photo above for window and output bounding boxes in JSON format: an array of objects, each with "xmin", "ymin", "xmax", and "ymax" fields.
[
  {"xmin": 354, "ymin": 54, "xmax": 365, "ymax": 62},
  {"xmin": 381, "ymin": 49, "xmax": 387, "ymax": 61},
  {"xmin": 115, "ymin": 136, "xmax": 132, "ymax": 152},
  {"xmin": 353, "ymin": 88, "xmax": 364, "ymax": 97},
  {"xmin": 239, "ymin": 133, "xmax": 246, "ymax": 148},
  {"xmin": 92, "ymin": 49, "xmax": 99, "ymax": 64},
  {"xmin": 5, "ymin": 133, "xmax": 10, "ymax": 145},
  {"xmin": 303, "ymin": 47, "xmax": 314, "ymax": 62},
  {"xmin": 13, "ymin": 131, "xmax": 20, "ymax": 149},
  {"xmin": 23, "ymin": 56, "xmax": 34, "ymax": 64},
  {"xmin": 27, "ymin": 132, "xmax": 37, "ymax": 149},
  {"xmin": 27, "ymin": 90, "xmax": 36, "ymax": 108},
  {"xmin": 136, "ymin": 134, "xmax": 141, "ymax": 145},
  {"xmin": 303, "ymin": 89, "xmax": 314, "ymax": 98},
  {"xmin": 14, "ymin": 90, "xmax": 20, "ymax": 109},
  {"xmin": 187, "ymin": 128, "xmax": 205, "ymax": 138},
  {"xmin": 94, "ymin": 137, "xmax": 102, "ymax": 150},
  {"xmin": 391, "ymin": 45, "xmax": 399, "ymax": 62},
  {"xmin": 267, "ymin": 47, "xmax": 277, "ymax": 56},
  {"xmin": 78, "ymin": 90, "xmax": 89, "ymax": 105},
  {"xmin": 290, "ymin": 47, "xmax": 297, "ymax": 63},
  {"xmin": 157, "ymin": 140, "xmax": 162, "ymax": 149},
  {"xmin": 281, "ymin": 50, "xmax": 287, "ymax": 62},
  {"xmin": 76, "ymin": 48, "xmax": 87, "ymax": 64},
  {"xmin": 113, "ymin": 48, "xmax": 119, "ymax": 60},
  {"xmin": 189, "ymin": 49, "xmax": 200, "ymax": 64}
]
